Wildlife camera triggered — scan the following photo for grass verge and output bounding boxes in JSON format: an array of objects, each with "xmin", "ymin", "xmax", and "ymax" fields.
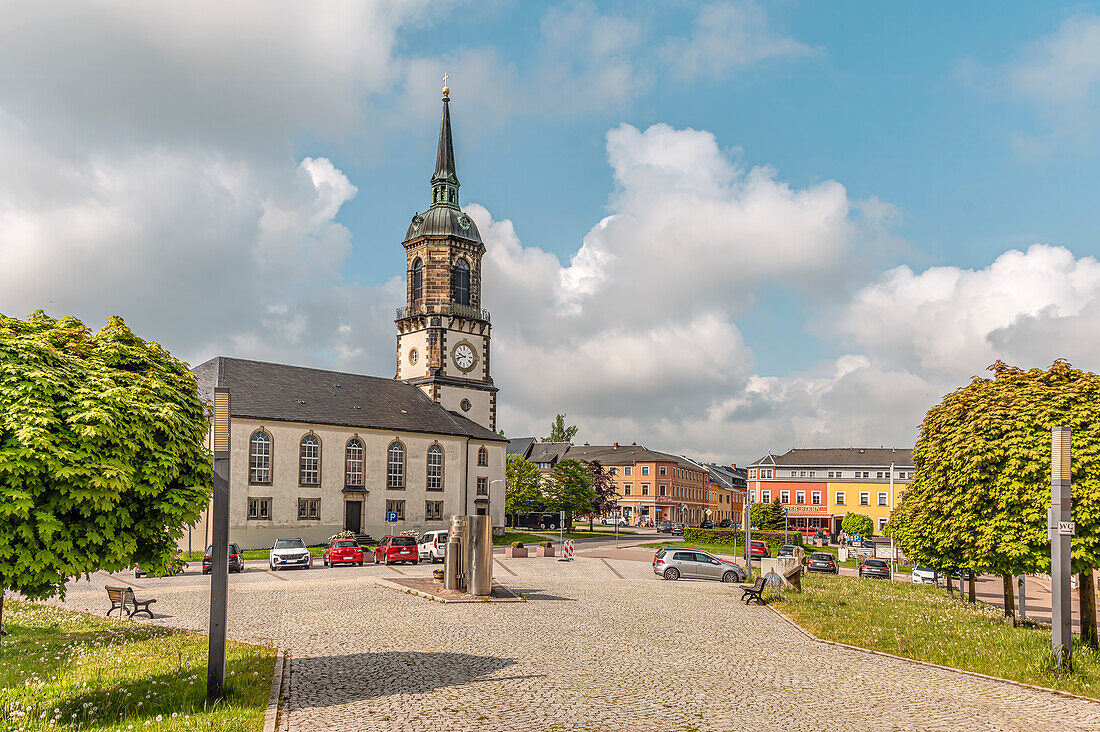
[
  {"xmin": 0, "ymin": 600, "xmax": 275, "ymax": 731},
  {"xmin": 774, "ymin": 573, "xmax": 1100, "ymax": 698},
  {"xmin": 637, "ymin": 540, "xmax": 746, "ymax": 556},
  {"xmin": 493, "ymin": 531, "xmax": 551, "ymax": 547}
]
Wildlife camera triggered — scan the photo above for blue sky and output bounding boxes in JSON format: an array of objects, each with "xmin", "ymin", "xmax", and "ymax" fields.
[{"xmin": 3, "ymin": 1, "xmax": 1100, "ymax": 461}]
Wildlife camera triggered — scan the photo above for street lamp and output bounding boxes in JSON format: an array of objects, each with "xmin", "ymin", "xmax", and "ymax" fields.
[{"xmin": 207, "ymin": 387, "xmax": 230, "ymax": 700}]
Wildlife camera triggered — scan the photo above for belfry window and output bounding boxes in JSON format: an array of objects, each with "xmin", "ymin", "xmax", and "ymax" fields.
[
  {"xmin": 412, "ymin": 258, "xmax": 423, "ymax": 301},
  {"xmin": 452, "ymin": 258, "xmax": 470, "ymax": 306}
]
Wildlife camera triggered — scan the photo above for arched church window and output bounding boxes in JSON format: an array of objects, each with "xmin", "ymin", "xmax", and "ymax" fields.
[
  {"xmin": 477, "ymin": 446, "xmax": 488, "ymax": 467},
  {"xmin": 249, "ymin": 431, "xmax": 271, "ymax": 484},
  {"xmin": 299, "ymin": 434, "xmax": 320, "ymax": 486},
  {"xmin": 387, "ymin": 441, "xmax": 404, "ymax": 489},
  {"xmin": 452, "ymin": 258, "xmax": 470, "ymax": 306},
  {"xmin": 412, "ymin": 258, "xmax": 423, "ymax": 301},
  {"xmin": 427, "ymin": 444, "xmax": 444, "ymax": 491},
  {"xmin": 345, "ymin": 438, "xmax": 364, "ymax": 487}
]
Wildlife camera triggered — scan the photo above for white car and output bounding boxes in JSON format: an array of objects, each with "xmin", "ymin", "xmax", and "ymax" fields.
[
  {"xmin": 600, "ymin": 516, "xmax": 627, "ymax": 526},
  {"xmin": 911, "ymin": 566, "xmax": 936, "ymax": 584},
  {"xmin": 418, "ymin": 530, "xmax": 448, "ymax": 563},
  {"xmin": 269, "ymin": 537, "xmax": 313, "ymax": 571}
]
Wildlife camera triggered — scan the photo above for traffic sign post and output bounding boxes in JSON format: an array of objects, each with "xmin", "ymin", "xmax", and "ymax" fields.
[{"xmin": 1050, "ymin": 426, "xmax": 1073, "ymax": 671}]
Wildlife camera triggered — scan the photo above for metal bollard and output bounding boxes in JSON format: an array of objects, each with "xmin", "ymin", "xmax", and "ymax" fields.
[
  {"xmin": 467, "ymin": 515, "xmax": 493, "ymax": 596},
  {"xmin": 444, "ymin": 515, "xmax": 468, "ymax": 591}
]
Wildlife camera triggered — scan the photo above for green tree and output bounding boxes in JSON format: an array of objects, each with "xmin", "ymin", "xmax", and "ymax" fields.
[
  {"xmin": 542, "ymin": 414, "xmax": 578, "ymax": 444},
  {"xmin": 584, "ymin": 459, "xmax": 617, "ymax": 529},
  {"xmin": 505, "ymin": 454, "xmax": 543, "ymax": 516},
  {"xmin": 889, "ymin": 360, "xmax": 1100, "ymax": 634},
  {"xmin": 0, "ymin": 313, "xmax": 212, "ymax": 636},
  {"xmin": 750, "ymin": 499, "xmax": 786, "ymax": 531},
  {"xmin": 544, "ymin": 459, "xmax": 596, "ymax": 520},
  {"xmin": 841, "ymin": 512, "xmax": 874, "ymax": 538}
]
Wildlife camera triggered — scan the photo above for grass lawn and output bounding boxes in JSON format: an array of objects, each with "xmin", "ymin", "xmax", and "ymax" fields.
[
  {"xmin": 493, "ymin": 530, "xmax": 553, "ymax": 547},
  {"xmin": 0, "ymin": 600, "xmax": 275, "ymax": 731},
  {"xmin": 775, "ymin": 573, "xmax": 1100, "ymax": 698}
]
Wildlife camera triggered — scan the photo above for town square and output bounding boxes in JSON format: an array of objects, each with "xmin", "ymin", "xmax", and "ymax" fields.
[{"xmin": 5, "ymin": 3, "xmax": 1100, "ymax": 731}]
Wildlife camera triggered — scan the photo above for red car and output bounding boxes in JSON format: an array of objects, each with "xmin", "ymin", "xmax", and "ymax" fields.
[
  {"xmin": 323, "ymin": 538, "xmax": 364, "ymax": 567},
  {"xmin": 374, "ymin": 535, "xmax": 418, "ymax": 565},
  {"xmin": 749, "ymin": 540, "xmax": 770, "ymax": 558}
]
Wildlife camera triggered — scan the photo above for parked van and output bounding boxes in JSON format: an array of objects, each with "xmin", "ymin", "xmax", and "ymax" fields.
[{"xmin": 418, "ymin": 530, "xmax": 448, "ymax": 563}]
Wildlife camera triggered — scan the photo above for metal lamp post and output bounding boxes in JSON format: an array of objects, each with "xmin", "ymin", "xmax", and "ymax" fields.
[
  {"xmin": 1050, "ymin": 425, "xmax": 1073, "ymax": 671},
  {"xmin": 207, "ymin": 388, "xmax": 231, "ymax": 699}
]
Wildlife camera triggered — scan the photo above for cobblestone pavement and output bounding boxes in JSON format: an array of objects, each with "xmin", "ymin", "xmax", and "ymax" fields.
[{"xmin": 55, "ymin": 555, "xmax": 1100, "ymax": 731}]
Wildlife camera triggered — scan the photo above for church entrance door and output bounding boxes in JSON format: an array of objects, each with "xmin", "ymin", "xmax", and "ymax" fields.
[{"xmin": 345, "ymin": 501, "xmax": 362, "ymax": 533}]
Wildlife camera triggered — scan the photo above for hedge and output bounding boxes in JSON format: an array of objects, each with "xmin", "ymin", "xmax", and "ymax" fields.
[{"xmin": 683, "ymin": 528, "xmax": 803, "ymax": 555}]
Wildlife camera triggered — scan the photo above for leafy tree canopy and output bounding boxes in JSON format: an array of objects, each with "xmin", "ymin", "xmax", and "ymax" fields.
[
  {"xmin": 841, "ymin": 512, "xmax": 874, "ymax": 537},
  {"xmin": 543, "ymin": 414, "xmax": 578, "ymax": 444},
  {"xmin": 0, "ymin": 312, "xmax": 212, "ymax": 602},
  {"xmin": 544, "ymin": 459, "xmax": 596, "ymax": 517},
  {"xmin": 505, "ymin": 454, "xmax": 543, "ymax": 515},
  {"xmin": 890, "ymin": 360, "xmax": 1100, "ymax": 576},
  {"xmin": 750, "ymin": 499, "xmax": 786, "ymax": 531},
  {"xmin": 585, "ymin": 460, "xmax": 617, "ymax": 516}
]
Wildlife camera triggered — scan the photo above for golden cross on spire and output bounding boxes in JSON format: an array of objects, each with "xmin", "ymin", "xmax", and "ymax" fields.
[{"xmin": 442, "ymin": 72, "xmax": 449, "ymax": 97}]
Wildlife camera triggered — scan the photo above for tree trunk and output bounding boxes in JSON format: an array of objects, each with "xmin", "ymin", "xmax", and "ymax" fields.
[
  {"xmin": 1080, "ymin": 570, "xmax": 1098, "ymax": 650},
  {"xmin": 1002, "ymin": 574, "xmax": 1017, "ymax": 627},
  {"xmin": 0, "ymin": 589, "xmax": 6, "ymax": 637},
  {"xmin": 946, "ymin": 573, "xmax": 954, "ymax": 598},
  {"xmin": 968, "ymin": 573, "xmax": 976, "ymax": 603},
  {"xmin": 589, "ymin": 516, "xmax": 593, "ymax": 531}
]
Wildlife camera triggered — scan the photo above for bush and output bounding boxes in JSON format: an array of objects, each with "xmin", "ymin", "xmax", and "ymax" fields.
[
  {"xmin": 538, "ymin": 541, "xmax": 552, "ymax": 548},
  {"xmin": 683, "ymin": 528, "xmax": 803, "ymax": 548},
  {"xmin": 510, "ymin": 541, "xmax": 525, "ymax": 548}
]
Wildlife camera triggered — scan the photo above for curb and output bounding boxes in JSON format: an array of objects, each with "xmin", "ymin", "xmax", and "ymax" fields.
[
  {"xmin": 768, "ymin": 604, "xmax": 1100, "ymax": 705},
  {"xmin": 262, "ymin": 649, "xmax": 286, "ymax": 732}
]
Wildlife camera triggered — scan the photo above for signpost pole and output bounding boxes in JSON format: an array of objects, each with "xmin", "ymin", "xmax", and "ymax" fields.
[
  {"xmin": 744, "ymin": 493, "xmax": 753, "ymax": 578},
  {"xmin": 207, "ymin": 388, "xmax": 230, "ymax": 700},
  {"xmin": 1051, "ymin": 426, "xmax": 1073, "ymax": 670}
]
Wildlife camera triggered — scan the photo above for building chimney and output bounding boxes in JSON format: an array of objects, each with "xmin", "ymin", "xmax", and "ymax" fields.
[
  {"xmin": 613, "ymin": 442, "xmax": 619, "ymax": 449},
  {"xmin": 730, "ymin": 463, "xmax": 736, "ymax": 470}
]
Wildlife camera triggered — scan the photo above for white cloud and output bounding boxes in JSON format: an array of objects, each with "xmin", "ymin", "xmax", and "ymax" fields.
[{"xmin": 662, "ymin": 1, "xmax": 815, "ymax": 80}]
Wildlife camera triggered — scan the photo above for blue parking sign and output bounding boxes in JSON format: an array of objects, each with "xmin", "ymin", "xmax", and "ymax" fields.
[
  {"xmin": 851, "ymin": 534, "xmax": 861, "ymax": 543},
  {"xmin": 387, "ymin": 511, "xmax": 399, "ymax": 523}
]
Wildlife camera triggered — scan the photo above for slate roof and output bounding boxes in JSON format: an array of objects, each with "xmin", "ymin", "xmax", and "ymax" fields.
[
  {"xmin": 705, "ymin": 463, "xmax": 748, "ymax": 490},
  {"xmin": 192, "ymin": 357, "xmax": 505, "ymax": 442},
  {"xmin": 507, "ymin": 437, "xmax": 535, "ymax": 457},
  {"xmin": 564, "ymin": 444, "xmax": 700, "ymax": 470},
  {"xmin": 748, "ymin": 447, "xmax": 913, "ymax": 468},
  {"xmin": 527, "ymin": 442, "xmax": 571, "ymax": 465}
]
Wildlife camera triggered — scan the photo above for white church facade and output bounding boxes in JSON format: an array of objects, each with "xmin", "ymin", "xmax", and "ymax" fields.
[{"xmin": 184, "ymin": 85, "xmax": 505, "ymax": 552}]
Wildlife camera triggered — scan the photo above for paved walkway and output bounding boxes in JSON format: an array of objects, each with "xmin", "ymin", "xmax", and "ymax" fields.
[{"xmin": 55, "ymin": 553, "xmax": 1100, "ymax": 731}]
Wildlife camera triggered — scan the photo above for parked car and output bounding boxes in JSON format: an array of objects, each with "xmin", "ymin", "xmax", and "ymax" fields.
[
  {"xmin": 202, "ymin": 543, "xmax": 244, "ymax": 575},
  {"xmin": 777, "ymin": 545, "xmax": 797, "ymax": 558},
  {"xmin": 671, "ymin": 523, "xmax": 685, "ymax": 536},
  {"xmin": 807, "ymin": 552, "xmax": 839, "ymax": 574},
  {"xmin": 600, "ymin": 516, "xmax": 627, "ymax": 526},
  {"xmin": 323, "ymin": 537, "xmax": 363, "ymax": 567},
  {"xmin": 718, "ymin": 519, "xmax": 735, "ymax": 528},
  {"xmin": 859, "ymin": 558, "xmax": 891, "ymax": 580},
  {"xmin": 269, "ymin": 538, "xmax": 312, "ymax": 571},
  {"xmin": 653, "ymin": 548, "xmax": 748, "ymax": 583},
  {"xmin": 748, "ymin": 540, "xmax": 769, "ymax": 558},
  {"xmin": 699, "ymin": 520, "xmax": 714, "ymax": 529},
  {"xmin": 375, "ymin": 535, "xmax": 418, "ymax": 565},
  {"xmin": 417, "ymin": 530, "xmax": 449, "ymax": 563},
  {"xmin": 136, "ymin": 552, "xmax": 186, "ymax": 578},
  {"xmin": 860, "ymin": 538, "xmax": 877, "ymax": 549},
  {"xmin": 911, "ymin": 566, "xmax": 937, "ymax": 584},
  {"xmin": 657, "ymin": 520, "xmax": 673, "ymax": 534}
]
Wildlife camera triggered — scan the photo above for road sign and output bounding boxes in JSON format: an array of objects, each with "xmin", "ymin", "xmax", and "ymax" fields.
[
  {"xmin": 705, "ymin": 509, "xmax": 712, "ymax": 516},
  {"xmin": 851, "ymin": 534, "xmax": 861, "ymax": 544},
  {"xmin": 1059, "ymin": 521, "xmax": 1076, "ymax": 536},
  {"xmin": 387, "ymin": 511, "xmax": 399, "ymax": 523}
]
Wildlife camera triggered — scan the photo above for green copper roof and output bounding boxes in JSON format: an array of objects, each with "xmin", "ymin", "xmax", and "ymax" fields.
[{"xmin": 404, "ymin": 90, "xmax": 483, "ymax": 244}]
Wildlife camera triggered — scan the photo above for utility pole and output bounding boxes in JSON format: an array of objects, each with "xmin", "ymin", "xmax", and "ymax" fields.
[
  {"xmin": 1050, "ymin": 425, "xmax": 1073, "ymax": 671},
  {"xmin": 207, "ymin": 388, "xmax": 231, "ymax": 699}
]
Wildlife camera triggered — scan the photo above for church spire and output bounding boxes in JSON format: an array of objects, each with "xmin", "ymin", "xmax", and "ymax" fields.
[{"xmin": 431, "ymin": 75, "xmax": 460, "ymax": 210}]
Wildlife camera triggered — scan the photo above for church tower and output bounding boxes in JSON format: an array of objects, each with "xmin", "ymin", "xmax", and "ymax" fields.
[{"xmin": 395, "ymin": 82, "xmax": 497, "ymax": 431}]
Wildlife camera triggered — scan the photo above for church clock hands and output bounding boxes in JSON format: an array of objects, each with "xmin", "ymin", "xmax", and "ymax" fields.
[{"xmin": 452, "ymin": 343, "xmax": 476, "ymax": 371}]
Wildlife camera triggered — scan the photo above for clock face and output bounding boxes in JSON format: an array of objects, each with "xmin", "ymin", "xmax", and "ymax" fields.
[{"xmin": 452, "ymin": 343, "xmax": 476, "ymax": 371}]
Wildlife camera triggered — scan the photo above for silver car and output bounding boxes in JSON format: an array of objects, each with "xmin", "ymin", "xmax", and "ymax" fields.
[{"xmin": 653, "ymin": 548, "xmax": 747, "ymax": 582}]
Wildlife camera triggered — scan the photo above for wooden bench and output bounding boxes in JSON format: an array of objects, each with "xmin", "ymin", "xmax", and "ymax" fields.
[
  {"xmin": 741, "ymin": 576, "xmax": 766, "ymax": 605},
  {"xmin": 105, "ymin": 586, "xmax": 156, "ymax": 618}
]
